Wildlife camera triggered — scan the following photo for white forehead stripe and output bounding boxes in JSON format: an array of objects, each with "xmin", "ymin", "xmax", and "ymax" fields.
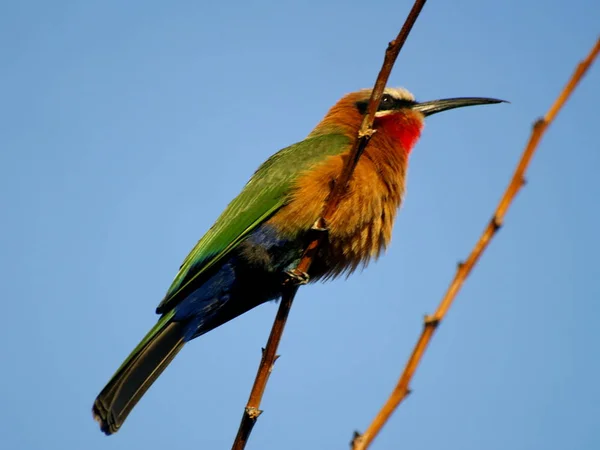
[
  {"xmin": 383, "ymin": 87, "xmax": 415, "ymax": 101},
  {"xmin": 358, "ymin": 87, "xmax": 415, "ymax": 102}
]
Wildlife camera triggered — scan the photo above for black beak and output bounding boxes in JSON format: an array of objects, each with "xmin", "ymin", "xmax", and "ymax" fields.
[{"xmin": 412, "ymin": 97, "xmax": 507, "ymax": 116}]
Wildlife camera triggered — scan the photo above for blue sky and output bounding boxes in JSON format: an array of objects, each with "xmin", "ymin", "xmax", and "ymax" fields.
[{"xmin": 1, "ymin": 1, "xmax": 599, "ymax": 449}]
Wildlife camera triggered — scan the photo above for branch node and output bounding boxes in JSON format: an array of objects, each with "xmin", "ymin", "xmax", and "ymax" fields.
[
  {"xmin": 351, "ymin": 431, "xmax": 363, "ymax": 448},
  {"xmin": 358, "ymin": 128, "xmax": 376, "ymax": 139},
  {"xmin": 245, "ymin": 407, "xmax": 263, "ymax": 420},
  {"xmin": 424, "ymin": 315, "xmax": 440, "ymax": 327},
  {"xmin": 457, "ymin": 260, "xmax": 464, "ymax": 270},
  {"xmin": 533, "ymin": 117, "xmax": 546, "ymax": 131},
  {"xmin": 491, "ymin": 215, "xmax": 503, "ymax": 231}
]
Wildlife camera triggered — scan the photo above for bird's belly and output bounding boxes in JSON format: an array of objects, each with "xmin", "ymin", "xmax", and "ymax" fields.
[
  {"xmin": 310, "ymin": 208, "xmax": 394, "ymax": 279},
  {"xmin": 267, "ymin": 191, "xmax": 400, "ymax": 280}
]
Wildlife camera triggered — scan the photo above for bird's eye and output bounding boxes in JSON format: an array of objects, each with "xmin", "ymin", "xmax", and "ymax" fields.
[{"xmin": 381, "ymin": 94, "xmax": 393, "ymax": 106}]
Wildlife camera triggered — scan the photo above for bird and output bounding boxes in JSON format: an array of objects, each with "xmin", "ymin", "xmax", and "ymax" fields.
[{"xmin": 92, "ymin": 87, "xmax": 504, "ymax": 434}]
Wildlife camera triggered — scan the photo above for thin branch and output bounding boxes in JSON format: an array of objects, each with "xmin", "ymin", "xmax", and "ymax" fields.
[
  {"xmin": 231, "ymin": 287, "xmax": 297, "ymax": 450},
  {"xmin": 351, "ymin": 36, "xmax": 600, "ymax": 450},
  {"xmin": 313, "ymin": 0, "xmax": 429, "ymax": 230},
  {"xmin": 231, "ymin": 1, "xmax": 428, "ymax": 448}
]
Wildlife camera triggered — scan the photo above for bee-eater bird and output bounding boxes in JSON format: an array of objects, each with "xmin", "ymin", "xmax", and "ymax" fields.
[{"xmin": 93, "ymin": 87, "xmax": 503, "ymax": 434}]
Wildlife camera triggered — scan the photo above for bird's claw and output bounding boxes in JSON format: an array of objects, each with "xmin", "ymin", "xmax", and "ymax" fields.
[
  {"xmin": 311, "ymin": 217, "xmax": 328, "ymax": 233},
  {"xmin": 284, "ymin": 269, "xmax": 310, "ymax": 286}
]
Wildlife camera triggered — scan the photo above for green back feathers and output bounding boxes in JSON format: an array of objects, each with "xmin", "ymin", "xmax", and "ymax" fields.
[{"xmin": 156, "ymin": 133, "xmax": 352, "ymax": 314}]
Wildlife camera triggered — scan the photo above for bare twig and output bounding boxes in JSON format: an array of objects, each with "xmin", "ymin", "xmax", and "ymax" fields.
[
  {"xmin": 231, "ymin": 1, "xmax": 428, "ymax": 448},
  {"xmin": 351, "ymin": 36, "xmax": 600, "ymax": 450},
  {"xmin": 231, "ymin": 287, "xmax": 297, "ymax": 450}
]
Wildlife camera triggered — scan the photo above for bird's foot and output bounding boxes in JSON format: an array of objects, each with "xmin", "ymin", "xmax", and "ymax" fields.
[
  {"xmin": 311, "ymin": 217, "xmax": 328, "ymax": 233},
  {"xmin": 284, "ymin": 269, "xmax": 310, "ymax": 286}
]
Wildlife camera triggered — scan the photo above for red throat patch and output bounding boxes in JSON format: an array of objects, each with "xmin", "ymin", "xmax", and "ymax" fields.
[{"xmin": 375, "ymin": 112, "xmax": 424, "ymax": 154}]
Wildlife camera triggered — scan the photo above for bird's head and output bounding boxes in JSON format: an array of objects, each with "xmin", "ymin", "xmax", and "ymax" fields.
[{"xmin": 311, "ymin": 87, "xmax": 505, "ymax": 154}]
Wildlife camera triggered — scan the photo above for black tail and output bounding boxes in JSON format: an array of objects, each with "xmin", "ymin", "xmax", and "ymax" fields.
[{"xmin": 92, "ymin": 320, "xmax": 186, "ymax": 435}]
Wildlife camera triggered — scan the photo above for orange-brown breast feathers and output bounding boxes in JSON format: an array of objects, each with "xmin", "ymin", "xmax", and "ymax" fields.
[{"xmin": 268, "ymin": 106, "xmax": 419, "ymax": 278}]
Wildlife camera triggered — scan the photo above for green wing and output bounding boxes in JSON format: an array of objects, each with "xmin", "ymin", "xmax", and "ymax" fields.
[{"xmin": 156, "ymin": 133, "xmax": 351, "ymax": 314}]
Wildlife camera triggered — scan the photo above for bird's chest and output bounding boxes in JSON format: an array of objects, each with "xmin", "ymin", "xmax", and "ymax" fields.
[
  {"xmin": 268, "ymin": 139, "xmax": 408, "ymax": 279},
  {"xmin": 320, "ymin": 150, "xmax": 406, "ymax": 277}
]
